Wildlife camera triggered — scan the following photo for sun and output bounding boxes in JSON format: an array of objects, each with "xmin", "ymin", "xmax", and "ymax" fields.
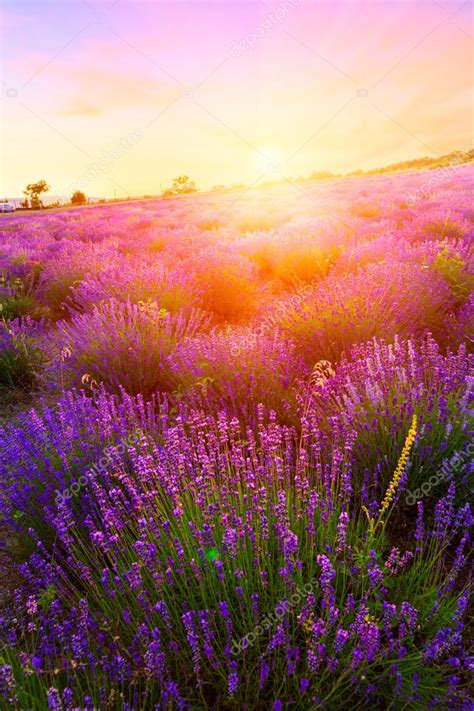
[{"xmin": 254, "ymin": 145, "xmax": 286, "ymax": 176}]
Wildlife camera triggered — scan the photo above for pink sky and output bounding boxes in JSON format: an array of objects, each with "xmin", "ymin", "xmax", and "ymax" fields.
[{"xmin": 1, "ymin": 0, "xmax": 472, "ymax": 199}]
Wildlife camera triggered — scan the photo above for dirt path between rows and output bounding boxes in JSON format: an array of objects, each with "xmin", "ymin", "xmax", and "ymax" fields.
[{"xmin": 0, "ymin": 527, "xmax": 22, "ymax": 608}]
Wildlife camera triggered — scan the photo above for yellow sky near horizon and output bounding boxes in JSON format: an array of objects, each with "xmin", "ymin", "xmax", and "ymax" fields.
[{"xmin": 1, "ymin": 0, "xmax": 472, "ymax": 199}]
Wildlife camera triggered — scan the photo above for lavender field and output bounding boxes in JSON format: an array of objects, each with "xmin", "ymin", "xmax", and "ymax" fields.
[{"xmin": 0, "ymin": 165, "xmax": 473, "ymax": 709}]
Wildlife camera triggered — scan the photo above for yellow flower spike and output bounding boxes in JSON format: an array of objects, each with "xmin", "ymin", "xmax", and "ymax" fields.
[
  {"xmin": 378, "ymin": 414, "xmax": 418, "ymax": 521},
  {"xmin": 301, "ymin": 613, "xmax": 315, "ymax": 637},
  {"xmin": 361, "ymin": 504, "xmax": 375, "ymax": 533}
]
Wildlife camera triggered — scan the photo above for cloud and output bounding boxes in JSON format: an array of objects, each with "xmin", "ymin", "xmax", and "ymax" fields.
[{"xmin": 60, "ymin": 102, "xmax": 103, "ymax": 117}]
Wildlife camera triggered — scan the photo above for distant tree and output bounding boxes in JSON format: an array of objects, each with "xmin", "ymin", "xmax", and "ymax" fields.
[
  {"xmin": 163, "ymin": 175, "xmax": 197, "ymax": 196},
  {"xmin": 23, "ymin": 179, "xmax": 50, "ymax": 209},
  {"xmin": 71, "ymin": 190, "xmax": 87, "ymax": 206}
]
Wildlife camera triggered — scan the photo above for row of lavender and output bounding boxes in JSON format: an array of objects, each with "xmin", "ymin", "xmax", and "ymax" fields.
[
  {"xmin": 1, "ymin": 169, "xmax": 473, "ymax": 406},
  {"xmin": 0, "ymin": 166, "xmax": 473, "ymax": 708}
]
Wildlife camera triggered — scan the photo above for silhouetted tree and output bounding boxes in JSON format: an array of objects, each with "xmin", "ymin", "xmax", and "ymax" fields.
[
  {"xmin": 163, "ymin": 175, "xmax": 197, "ymax": 196},
  {"xmin": 71, "ymin": 190, "xmax": 87, "ymax": 206},
  {"xmin": 23, "ymin": 180, "xmax": 50, "ymax": 209}
]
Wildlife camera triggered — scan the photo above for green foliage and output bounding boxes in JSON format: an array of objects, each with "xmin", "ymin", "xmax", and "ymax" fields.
[
  {"xmin": 0, "ymin": 275, "xmax": 42, "ymax": 321},
  {"xmin": 432, "ymin": 245, "xmax": 474, "ymax": 305},
  {"xmin": 0, "ymin": 329, "xmax": 43, "ymax": 391}
]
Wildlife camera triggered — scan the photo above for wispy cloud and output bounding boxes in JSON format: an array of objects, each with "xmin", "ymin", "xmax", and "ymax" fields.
[{"xmin": 60, "ymin": 102, "xmax": 102, "ymax": 117}]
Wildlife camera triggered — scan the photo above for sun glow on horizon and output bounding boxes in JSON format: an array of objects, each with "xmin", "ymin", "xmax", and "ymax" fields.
[
  {"xmin": 254, "ymin": 145, "xmax": 287, "ymax": 177},
  {"xmin": 1, "ymin": 0, "xmax": 472, "ymax": 199}
]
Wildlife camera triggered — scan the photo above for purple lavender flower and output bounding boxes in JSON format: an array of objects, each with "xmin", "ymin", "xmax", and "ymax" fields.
[
  {"xmin": 46, "ymin": 688, "xmax": 62, "ymax": 711},
  {"xmin": 335, "ymin": 511, "xmax": 349, "ymax": 554},
  {"xmin": 317, "ymin": 554, "xmax": 336, "ymax": 608}
]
